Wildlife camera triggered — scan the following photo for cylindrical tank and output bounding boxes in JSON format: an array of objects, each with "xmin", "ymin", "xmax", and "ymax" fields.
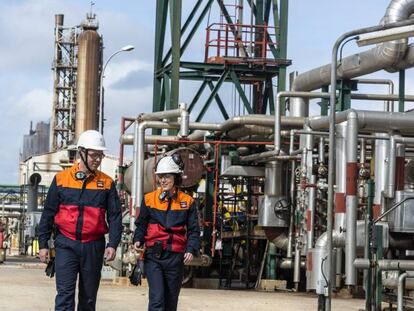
[
  {"xmin": 258, "ymin": 161, "xmax": 289, "ymax": 228},
  {"xmin": 289, "ymin": 97, "xmax": 309, "ymax": 118},
  {"xmin": 264, "ymin": 161, "xmax": 283, "ymax": 197},
  {"xmin": 124, "ymin": 147, "xmax": 205, "ymax": 194},
  {"xmin": 306, "ymin": 248, "xmax": 337, "ymax": 293},
  {"xmin": 75, "ymin": 23, "xmax": 101, "ymax": 139}
]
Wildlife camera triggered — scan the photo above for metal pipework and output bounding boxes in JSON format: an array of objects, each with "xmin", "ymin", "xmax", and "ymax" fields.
[
  {"xmin": 323, "ymin": 17, "xmax": 414, "ymax": 309},
  {"xmin": 307, "ymin": 175, "xmax": 317, "ymax": 250},
  {"xmin": 398, "ymin": 271, "xmax": 414, "ymax": 311},
  {"xmin": 355, "ymin": 259, "xmax": 414, "ymax": 271},
  {"xmin": 179, "ymin": 103, "xmax": 190, "ymax": 137},
  {"xmin": 374, "ymin": 196, "xmax": 414, "ymax": 224},
  {"xmin": 287, "ymin": 130, "xmax": 296, "ymax": 259},
  {"xmin": 309, "ymin": 110, "xmax": 414, "ymax": 134},
  {"xmin": 275, "ymin": 91, "xmax": 331, "ymax": 156},
  {"xmin": 130, "ymin": 120, "xmax": 180, "ymax": 229},
  {"xmin": 274, "ymin": 91, "xmax": 414, "ymax": 165},
  {"xmin": 386, "ymin": 135, "xmax": 414, "ymax": 199},
  {"xmin": 334, "ymin": 122, "xmax": 347, "ymax": 288},
  {"xmin": 354, "ymin": 78, "xmax": 394, "ymax": 111},
  {"xmin": 122, "ymin": 115, "xmax": 304, "ymax": 146},
  {"xmin": 345, "ymin": 111, "xmax": 358, "ymax": 286},
  {"xmin": 315, "ymin": 230, "xmax": 345, "ymax": 249},
  {"xmin": 280, "ymin": 258, "xmax": 306, "ymax": 270},
  {"xmin": 138, "ymin": 107, "xmax": 183, "ymax": 122},
  {"xmin": 292, "ymin": 3, "xmax": 414, "ymax": 93},
  {"xmin": 318, "ymin": 137, "xmax": 325, "ymax": 164},
  {"xmin": 360, "ymin": 138, "xmax": 366, "ymax": 165},
  {"xmin": 125, "ymin": 131, "xmax": 207, "ymax": 145}
]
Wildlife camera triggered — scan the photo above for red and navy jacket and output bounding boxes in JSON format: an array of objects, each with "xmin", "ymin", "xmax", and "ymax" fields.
[
  {"xmin": 133, "ymin": 188, "xmax": 200, "ymax": 255},
  {"xmin": 38, "ymin": 163, "xmax": 122, "ymax": 249}
]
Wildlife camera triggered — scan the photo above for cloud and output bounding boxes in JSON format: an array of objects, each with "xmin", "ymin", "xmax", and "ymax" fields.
[
  {"xmin": 10, "ymin": 88, "xmax": 52, "ymax": 119},
  {"xmin": 0, "ymin": 1, "xmax": 84, "ymax": 72},
  {"xmin": 104, "ymin": 59, "xmax": 152, "ymax": 88},
  {"xmin": 111, "ymin": 69, "xmax": 153, "ymax": 90}
]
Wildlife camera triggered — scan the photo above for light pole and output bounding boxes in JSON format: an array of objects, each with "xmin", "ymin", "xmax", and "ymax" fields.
[{"xmin": 99, "ymin": 44, "xmax": 135, "ymax": 134}]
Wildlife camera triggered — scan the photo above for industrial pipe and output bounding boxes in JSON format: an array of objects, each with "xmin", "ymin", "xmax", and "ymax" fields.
[
  {"xmin": 130, "ymin": 120, "xmax": 180, "ymax": 229},
  {"xmin": 138, "ymin": 107, "xmax": 183, "ymax": 122},
  {"xmin": 322, "ymin": 17, "xmax": 414, "ymax": 308},
  {"xmin": 353, "ymin": 78, "xmax": 394, "ymax": 111},
  {"xmin": 355, "ymin": 259, "xmax": 414, "ymax": 271},
  {"xmin": 307, "ymin": 175, "xmax": 316, "ymax": 250},
  {"xmin": 345, "ymin": 110, "xmax": 358, "ymax": 286},
  {"xmin": 292, "ymin": 3, "xmax": 414, "ymax": 93},
  {"xmin": 397, "ymin": 272, "xmax": 414, "ymax": 311},
  {"xmin": 386, "ymin": 135, "xmax": 414, "ymax": 199}
]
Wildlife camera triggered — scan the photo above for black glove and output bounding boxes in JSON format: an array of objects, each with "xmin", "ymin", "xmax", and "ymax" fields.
[
  {"xmin": 129, "ymin": 260, "xmax": 145, "ymax": 286},
  {"xmin": 45, "ymin": 257, "xmax": 55, "ymax": 278}
]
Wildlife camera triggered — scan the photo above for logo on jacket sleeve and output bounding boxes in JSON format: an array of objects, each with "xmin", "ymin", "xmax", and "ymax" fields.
[
  {"xmin": 180, "ymin": 201, "xmax": 188, "ymax": 209},
  {"xmin": 97, "ymin": 180, "xmax": 104, "ymax": 188}
]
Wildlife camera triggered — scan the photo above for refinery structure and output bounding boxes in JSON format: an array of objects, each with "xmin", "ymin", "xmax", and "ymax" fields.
[{"xmin": 5, "ymin": 1, "xmax": 414, "ymax": 310}]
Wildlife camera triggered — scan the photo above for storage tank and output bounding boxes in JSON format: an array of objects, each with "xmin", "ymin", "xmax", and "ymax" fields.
[{"xmin": 75, "ymin": 14, "xmax": 102, "ymax": 140}]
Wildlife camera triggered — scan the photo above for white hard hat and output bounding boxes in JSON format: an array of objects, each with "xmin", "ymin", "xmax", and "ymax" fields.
[
  {"xmin": 76, "ymin": 130, "xmax": 107, "ymax": 151},
  {"xmin": 155, "ymin": 155, "xmax": 183, "ymax": 175}
]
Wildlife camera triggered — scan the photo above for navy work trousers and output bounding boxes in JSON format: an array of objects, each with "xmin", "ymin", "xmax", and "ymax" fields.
[
  {"xmin": 144, "ymin": 251, "xmax": 184, "ymax": 311},
  {"xmin": 54, "ymin": 234, "xmax": 105, "ymax": 311}
]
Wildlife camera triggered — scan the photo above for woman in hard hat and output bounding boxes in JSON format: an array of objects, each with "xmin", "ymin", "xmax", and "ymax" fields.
[
  {"xmin": 38, "ymin": 130, "xmax": 122, "ymax": 311},
  {"xmin": 133, "ymin": 153, "xmax": 200, "ymax": 311}
]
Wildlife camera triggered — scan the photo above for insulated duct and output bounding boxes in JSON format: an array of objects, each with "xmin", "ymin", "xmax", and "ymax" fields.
[{"xmin": 292, "ymin": 0, "xmax": 414, "ymax": 93}]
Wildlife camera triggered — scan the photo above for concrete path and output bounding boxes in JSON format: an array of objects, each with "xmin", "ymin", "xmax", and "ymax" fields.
[{"xmin": 0, "ymin": 257, "xmax": 366, "ymax": 311}]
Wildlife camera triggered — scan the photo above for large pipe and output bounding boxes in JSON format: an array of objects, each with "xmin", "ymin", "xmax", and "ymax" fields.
[
  {"xmin": 121, "ymin": 115, "xmax": 305, "ymax": 146},
  {"xmin": 315, "ymin": 230, "xmax": 345, "ymax": 249},
  {"xmin": 386, "ymin": 135, "xmax": 414, "ymax": 199},
  {"xmin": 130, "ymin": 120, "xmax": 180, "ymax": 229},
  {"xmin": 325, "ymin": 17, "xmax": 414, "ymax": 304},
  {"xmin": 345, "ymin": 110, "xmax": 358, "ymax": 286},
  {"xmin": 287, "ymin": 131, "xmax": 297, "ymax": 259},
  {"xmin": 374, "ymin": 133, "xmax": 390, "ymax": 218},
  {"xmin": 334, "ymin": 123, "xmax": 347, "ymax": 287},
  {"xmin": 355, "ymin": 259, "xmax": 414, "ymax": 271},
  {"xmin": 272, "ymin": 91, "xmax": 414, "ymax": 165},
  {"xmin": 397, "ymin": 272, "xmax": 414, "ymax": 311},
  {"xmin": 354, "ymin": 78, "xmax": 394, "ymax": 111},
  {"xmin": 292, "ymin": 1, "xmax": 414, "ymax": 93},
  {"xmin": 309, "ymin": 110, "xmax": 414, "ymax": 135},
  {"xmin": 138, "ymin": 107, "xmax": 183, "ymax": 122}
]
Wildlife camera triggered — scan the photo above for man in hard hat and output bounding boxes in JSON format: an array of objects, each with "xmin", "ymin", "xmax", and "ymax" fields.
[
  {"xmin": 133, "ymin": 153, "xmax": 200, "ymax": 311},
  {"xmin": 38, "ymin": 130, "xmax": 122, "ymax": 311}
]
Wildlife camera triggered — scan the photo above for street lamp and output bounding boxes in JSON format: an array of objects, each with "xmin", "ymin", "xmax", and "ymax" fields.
[
  {"xmin": 324, "ymin": 19, "xmax": 414, "ymax": 311},
  {"xmin": 99, "ymin": 44, "xmax": 135, "ymax": 134}
]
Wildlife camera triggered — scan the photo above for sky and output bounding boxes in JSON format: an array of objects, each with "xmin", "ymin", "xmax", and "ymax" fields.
[{"xmin": 1, "ymin": 0, "xmax": 413, "ymax": 184}]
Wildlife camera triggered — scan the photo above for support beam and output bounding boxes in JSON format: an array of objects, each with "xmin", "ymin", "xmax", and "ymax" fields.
[
  {"xmin": 230, "ymin": 70, "xmax": 253, "ymax": 114},
  {"xmin": 188, "ymin": 80, "xmax": 208, "ymax": 113},
  {"xmin": 195, "ymin": 71, "xmax": 230, "ymax": 122},
  {"xmin": 170, "ymin": 0, "xmax": 182, "ymax": 110}
]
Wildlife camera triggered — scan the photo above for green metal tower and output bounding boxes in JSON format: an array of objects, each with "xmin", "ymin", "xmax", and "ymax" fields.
[{"xmin": 152, "ymin": 0, "xmax": 291, "ymax": 123}]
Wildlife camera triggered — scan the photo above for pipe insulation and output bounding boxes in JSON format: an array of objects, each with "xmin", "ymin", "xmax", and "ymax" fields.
[{"xmin": 292, "ymin": 0, "xmax": 414, "ymax": 93}]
